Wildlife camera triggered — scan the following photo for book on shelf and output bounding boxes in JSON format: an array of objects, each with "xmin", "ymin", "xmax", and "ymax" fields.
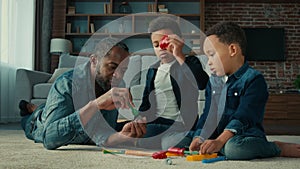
[
  {"xmin": 66, "ymin": 23, "xmax": 71, "ymax": 33},
  {"xmin": 90, "ymin": 23, "xmax": 95, "ymax": 33},
  {"xmin": 104, "ymin": 3, "xmax": 111, "ymax": 14},
  {"xmin": 104, "ymin": 3, "xmax": 107, "ymax": 14},
  {"xmin": 158, "ymin": 5, "xmax": 165, "ymax": 9},
  {"xmin": 190, "ymin": 39, "xmax": 201, "ymax": 45},
  {"xmin": 190, "ymin": 39, "xmax": 201, "ymax": 53},
  {"xmin": 158, "ymin": 8, "xmax": 168, "ymax": 13},
  {"xmin": 148, "ymin": 4, "xmax": 156, "ymax": 12},
  {"xmin": 158, "ymin": 5, "xmax": 168, "ymax": 14},
  {"xmin": 68, "ymin": 6, "xmax": 75, "ymax": 14},
  {"xmin": 191, "ymin": 46, "xmax": 201, "ymax": 54},
  {"xmin": 191, "ymin": 46, "xmax": 201, "ymax": 50}
]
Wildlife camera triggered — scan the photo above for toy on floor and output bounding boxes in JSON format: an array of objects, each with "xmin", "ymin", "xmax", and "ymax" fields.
[
  {"xmin": 165, "ymin": 158, "xmax": 173, "ymax": 165},
  {"xmin": 202, "ymin": 156, "xmax": 226, "ymax": 163},
  {"xmin": 186, "ymin": 153, "xmax": 218, "ymax": 161},
  {"xmin": 102, "ymin": 149, "xmax": 125, "ymax": 154},
  {"xmin": 166, "ymin": 147, "xmax": 198, "ymax": 157},
  {"xmin": 102, "ymin": 147, "xmax": 226, "ymax": 163},
  {"xmin": 152, "ymin": 150, "xmax": 168, "ymax": 159},
  {"xmin": 124, "ymin": 149, "xmax": 153, "ymax": 157}
]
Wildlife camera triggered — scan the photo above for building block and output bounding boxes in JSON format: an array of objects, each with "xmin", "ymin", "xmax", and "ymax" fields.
[{"xmin": 186, "ymin": 153, "xmax": 218, "ymax": 161}]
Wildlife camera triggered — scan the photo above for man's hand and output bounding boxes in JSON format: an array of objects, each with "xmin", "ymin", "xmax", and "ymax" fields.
[
  {"xmin": 80, "ymin": 87, "xmax": 134, "ymax": 126},
  {"xmin": 95, "ymin": 87, "xmax": 133, "ymax": 110},
  {"xmin": 104, "ymin": 117, "xmax": 147, "ymax": 146},
  {"xmin": 120, "ymin": 117, "xmax": 147, "ymax": 138}
]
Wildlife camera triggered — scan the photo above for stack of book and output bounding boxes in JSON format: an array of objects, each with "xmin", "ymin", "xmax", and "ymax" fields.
[
  {"xmin": 190, "ymin": 39, "xmax": 201, "ymax": 54},
  {"xmin": 68, "ymin": 6, "xmax": 75, "ymax": 14},
  {"xmin": 158, "ymin": 4, "xmax": 168, "ymax": 13}
]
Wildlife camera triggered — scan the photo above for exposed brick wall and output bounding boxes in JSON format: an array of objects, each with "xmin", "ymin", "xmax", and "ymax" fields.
[
  {"xmin": 205, "ymin": 2, "xmax": 300, "ymax": 93},
  {"xmin": 51, "ymin": 0, "xmax": 66, "ymax": 73}
]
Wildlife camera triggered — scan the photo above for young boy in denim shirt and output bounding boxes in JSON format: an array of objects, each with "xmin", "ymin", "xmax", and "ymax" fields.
[{"xmin": 189, "ymin": 21, "xmax": 300, "ymax": 159}]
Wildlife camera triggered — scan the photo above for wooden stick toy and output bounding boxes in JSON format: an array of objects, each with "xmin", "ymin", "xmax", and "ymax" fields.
[{"xmin": 124, "ymin": 149, "xmax": 153, "ymax": 157}]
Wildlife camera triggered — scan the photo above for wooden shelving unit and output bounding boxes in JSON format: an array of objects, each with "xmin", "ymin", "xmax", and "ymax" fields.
[{"xmin": 55, "ymin": 0, "xmax": 205, "ymax": 54}]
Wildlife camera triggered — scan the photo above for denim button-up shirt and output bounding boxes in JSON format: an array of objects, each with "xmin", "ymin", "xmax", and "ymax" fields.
[
  {"xmin": 32, "ymin": 59, "xmax": 118, "ymax": 149},
  {"xmin": 193, "ymin": 62, "xmax": 269, "ymax": 139}
]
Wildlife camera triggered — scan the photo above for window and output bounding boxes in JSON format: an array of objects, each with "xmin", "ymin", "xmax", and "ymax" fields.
[{"xmin": 0, "ymin": 0, "xmax": 35, "ymax": 68}]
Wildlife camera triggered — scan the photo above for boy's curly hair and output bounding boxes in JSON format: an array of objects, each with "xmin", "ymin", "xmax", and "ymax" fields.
[
  {"xmin": 148, "ymin": 16, "xmax": 182, "ymax": 37},
  {"xmin": 206, "ymin": 21, "xmax": 247, "ymax": 56}
]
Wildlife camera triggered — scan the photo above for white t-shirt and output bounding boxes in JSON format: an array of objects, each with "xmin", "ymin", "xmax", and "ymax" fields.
[{"xmin": 154, "ymin": 60, "xmax": 182, "ymax": 122}]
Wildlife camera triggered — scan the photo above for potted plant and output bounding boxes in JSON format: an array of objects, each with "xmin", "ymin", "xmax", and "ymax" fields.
[{"xmin": 294, "ymin": 75, "xmax": 300, "ymax": 92}]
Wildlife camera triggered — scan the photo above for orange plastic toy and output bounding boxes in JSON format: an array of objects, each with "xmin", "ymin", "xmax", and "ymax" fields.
[{"xmin": 186, "ymin": 153, "xmax": 218, "ymax": 161}]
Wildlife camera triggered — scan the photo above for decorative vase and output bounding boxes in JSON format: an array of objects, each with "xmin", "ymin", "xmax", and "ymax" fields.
[{"xmin": 118, "ymin": 1, "xmax": 132, "ymax": 14}]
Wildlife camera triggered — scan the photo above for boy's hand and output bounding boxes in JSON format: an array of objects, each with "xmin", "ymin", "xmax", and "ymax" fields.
[
  {"xmin": 189, "ymin": 137, "xmax": 203, "ymax": 151},
  {"xmin": 200, "ymin": 139, "xmax": 224, "ymax": 154},
  {"xmin": 199, "ymin": 130, "xmax": 234, "ymax": 154},
  {"xmin": 166, "ymin": 34, "xmax": 185, "ymax": 64}
]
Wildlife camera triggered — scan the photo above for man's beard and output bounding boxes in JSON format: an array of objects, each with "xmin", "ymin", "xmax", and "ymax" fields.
[{"xmin": 95, "ymin": 76, "xmax": 111, "ymax": 92}]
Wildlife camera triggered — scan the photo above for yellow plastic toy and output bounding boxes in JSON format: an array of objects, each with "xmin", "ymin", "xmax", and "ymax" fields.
[{"xmin": 186, "ymin": 153, "xmax": 218, "ymax": 161}]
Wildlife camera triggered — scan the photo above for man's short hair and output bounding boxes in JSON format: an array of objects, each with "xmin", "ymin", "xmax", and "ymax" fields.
[
  {"xmin": 93, "ymin": 37, "xmax": 129, "ymax": 59},
  {"xmin": 148, "ymin": 16, "xmax": 182, "ymax": 37}
]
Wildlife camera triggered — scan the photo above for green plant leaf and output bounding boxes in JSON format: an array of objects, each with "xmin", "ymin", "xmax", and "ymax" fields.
[{"xmin": 294, "ymin": 75, "xmax": 300, "ymax": 89}]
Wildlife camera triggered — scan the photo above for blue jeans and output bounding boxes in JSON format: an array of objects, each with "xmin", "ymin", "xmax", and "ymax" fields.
[
  {"xmin": 21, "ymin": 106, "xmax": 119, "ymax": 149},
  {"xmin": 146, "ymin": 132, "xmax": 282, "ymax": 159},
  {"xmin": 21, "ymin": 114, "xmax": 34, "ymax": 140},
  {"xmin": 137, "ymin": 122, "xmax": 192, "ymax": 150},
  {"xmin": 220, "ymin": 135, "xmax": 281, "ymax": 160}
]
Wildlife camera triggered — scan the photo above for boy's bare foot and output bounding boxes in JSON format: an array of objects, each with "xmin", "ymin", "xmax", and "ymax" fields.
[{"xmin": 274, "ymin": 141, "xmax": 300, "ymax": 158}]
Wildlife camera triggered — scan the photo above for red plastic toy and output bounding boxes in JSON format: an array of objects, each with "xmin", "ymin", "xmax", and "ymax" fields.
[
  {"xmin": 152, "ymin": 150, "xmax": 168, "ymax": 159},
  {"xmin": 159, "ymin": 35, "xmax": 169, "ymax": 50},
  {"xmin": 167, "ymin": 147, "xmax": 185, "ymax": 155}
]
